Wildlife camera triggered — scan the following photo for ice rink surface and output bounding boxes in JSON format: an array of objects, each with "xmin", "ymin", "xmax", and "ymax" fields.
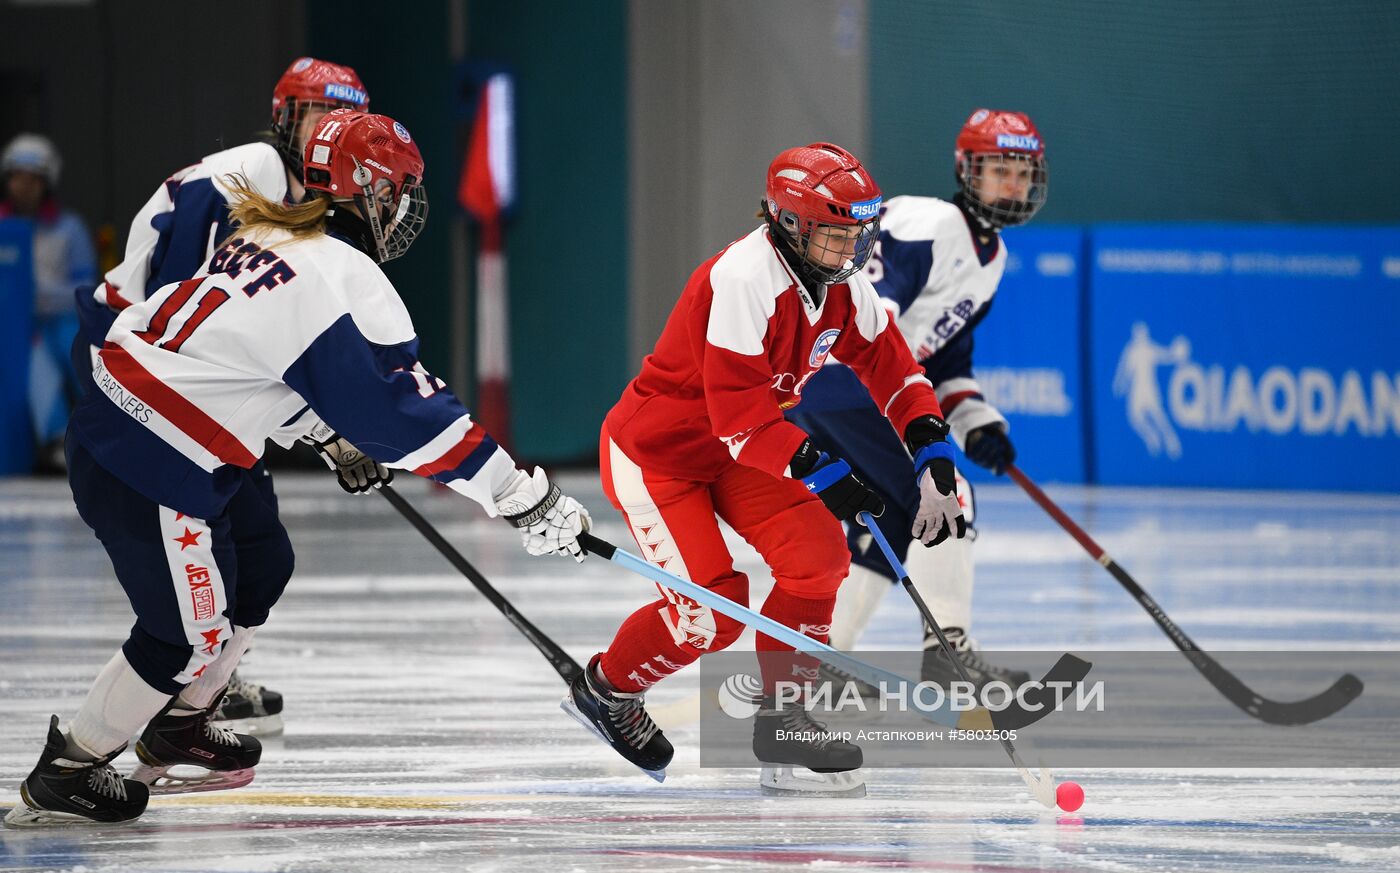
[{"xmin": 2, "ymin": 471, "xmax": 1398, "ymax": 872}]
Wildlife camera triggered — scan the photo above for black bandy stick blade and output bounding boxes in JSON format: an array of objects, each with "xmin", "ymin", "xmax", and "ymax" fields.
[
  {"xmin": 991, "ymin": 654, "xmax": 1093, "ymax": 731},
  {"xmin": 1244, "ymin": 672, "xmax": 1363, "ymax": 726}
]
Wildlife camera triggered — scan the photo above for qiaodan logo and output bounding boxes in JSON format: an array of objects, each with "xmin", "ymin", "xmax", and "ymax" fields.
[
  {"xmin": 718, "ymin": 673, "xmax": 764, "ymax": 719},
  {"xmin": 1114, "ymin": 321, "xmax": 1400, "ymax": 459}
]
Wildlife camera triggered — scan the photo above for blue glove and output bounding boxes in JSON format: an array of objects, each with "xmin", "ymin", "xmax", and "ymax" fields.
[{"xmin": 964, "ymin": 423, "xmax": 1016, "ymax": 475}]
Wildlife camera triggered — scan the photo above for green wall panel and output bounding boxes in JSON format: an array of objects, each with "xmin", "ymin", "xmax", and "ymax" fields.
[
  {"xmin": 467, "ymin": 1, "xmax": 629, "ymax": 463},
  {"xmin": 869, "ymin": 1, "xmax": 1400, "ymax": 222}
]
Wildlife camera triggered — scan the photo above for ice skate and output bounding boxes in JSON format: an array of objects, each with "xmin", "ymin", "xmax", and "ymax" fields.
[
  {"xmin": 4, "ymin": 716, "xmax": 149, "ymax": 828},
  {"xmin": 130, "ymin": 693, "xmax": 262, "ymax": 795},
  {"xmin": 561, "ymin": 655, "xmax": 672, "ymax": 782},
  {"xmin": 212, "ymin": 670, "xmax": 285, "ymax": 736},
  {"xmin": 752, "ymin": 698, "xmax": 865, "ymax": 797},
  {"xmin": 921, "ymin": 628, "xmax": 1030, "ymax": 690}
]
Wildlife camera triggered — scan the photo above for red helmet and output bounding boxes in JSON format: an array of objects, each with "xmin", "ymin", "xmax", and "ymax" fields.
[
  {"xmin": 303, "ymin": 110, "xmax": 428, "ymax": 263},
  {"xmin": 270, "ymin": 57, "xmax": 370, "ymax": 176},
  {"xmin": 954, "ymin": 109, "xmax": 1048, "ymax": 228},
  {"xmin": 763, "ymin": 143, "xmax": 882, "ymax": 285}
]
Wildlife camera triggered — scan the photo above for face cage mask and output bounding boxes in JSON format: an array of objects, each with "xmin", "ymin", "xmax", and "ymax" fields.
[
  {"xmin": 959, "ymin": 153, "xmax": 1048, "ymax": 228},
  {"xmin": 273, "ymin": 99, "xmax": 356, "ymax": 178},
  {"xmin": 766, "ymin": 204, "xmax": 880, "ymax": 286},
  {"xmin": 355, "ymin": 172, "xmax": 429, "ymax": 263}
]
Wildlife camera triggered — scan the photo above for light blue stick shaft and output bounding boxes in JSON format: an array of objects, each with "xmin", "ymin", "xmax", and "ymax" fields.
[
  {"xmin": 860, "ymin": 510, "xmax": 911, "ymax": 578},
  {"xmin": 584, "ymin": 533, "xmax": 962, "ymax": 728}
]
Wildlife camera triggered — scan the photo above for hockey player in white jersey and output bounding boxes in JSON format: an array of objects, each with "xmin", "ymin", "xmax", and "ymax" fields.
[
  {"xmin": 4, "ymin": 109, "xmax": 591, "ymax": 828},
  {"xmin": 74, "ymin": 57, "xmax": 377, "ymax": 737},
  {"xmin": 789, "ymin": 109, "xmax": 1048, "ymax": 687}
]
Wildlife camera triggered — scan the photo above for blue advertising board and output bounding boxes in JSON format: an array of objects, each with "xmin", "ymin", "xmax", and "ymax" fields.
[
  {"xmin": 965, "ymin": 226, "xmax": 1087, "ymax": 485},
  {"xmin": 1088, "ymin": 225, "xmax": 1400, "ymax": 491},
  {"xmin": 0, "ymin": 219, "xmax": 34, "ymax": 474}
]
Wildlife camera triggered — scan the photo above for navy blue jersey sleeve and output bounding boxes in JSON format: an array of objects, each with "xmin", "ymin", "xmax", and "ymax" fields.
[
  {"xmin": 870, "ymin": 232, "xmax": 935, "ymax": 314},
  {"xmin": 281, "ymin": 314, "xmax": 505, "ymax": 496},
  {"xmin": 145, "ymin": 178, "xmax": 235, "ymax": 298}
]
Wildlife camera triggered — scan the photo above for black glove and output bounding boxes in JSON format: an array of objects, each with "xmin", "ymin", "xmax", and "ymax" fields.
[
  {"xmin": 791, "ymin": 439, "xmax": 884, "ymax": 523},
  {"xmin": 302, "ymin": 433, "xmax": 393, "ymax": 494},
  {"xmin": 904, "ymin": 415, "xmax": 968, "ymax": 547},
  {"xmin": 964, "ymin": 423, "xmax": 1016, "ymax": 475}
]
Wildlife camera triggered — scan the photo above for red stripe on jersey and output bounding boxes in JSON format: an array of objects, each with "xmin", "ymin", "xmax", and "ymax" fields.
[
  {"xmin": 412, "ymin": 426, "xmax": 487, "ymax": 477},
  {"xmin": 103, "ymin": 282, "xmax": 135, "ymax": 312},
  {"xmin": 99, "ymin": 342, "xmax": 259, "ymax": 469},
  {"xmin": 940, "ymin": 390, "xmax": 981, "ymax": 415}
]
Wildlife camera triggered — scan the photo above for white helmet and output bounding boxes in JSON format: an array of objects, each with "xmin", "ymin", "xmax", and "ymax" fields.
[{"xmin": 2, "ymin": 134, "xmax": 62, "ymax": 186}]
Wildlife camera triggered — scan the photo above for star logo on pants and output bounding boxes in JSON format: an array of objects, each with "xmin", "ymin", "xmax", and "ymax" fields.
[
  {"xmin": 173, "ymin": 527, "xmax": 202, "ymax": 551},
  {"xmin": 200, "ymin": 628, "xmax": 222, "ymax": 655}
]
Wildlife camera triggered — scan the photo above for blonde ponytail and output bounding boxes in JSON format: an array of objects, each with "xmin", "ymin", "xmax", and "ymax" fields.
[{"xmin": 223, "ymin": 173, "xmax": 330, "ymax": 239}]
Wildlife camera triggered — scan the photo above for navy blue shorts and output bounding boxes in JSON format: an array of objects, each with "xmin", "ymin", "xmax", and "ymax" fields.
[
  {"xmin": 788, "ymin": 403, "xmax": 975, "ymax": 582},
  {"xmin": 67, "ymin": 442, "xmax": 294, "ymax": 694}
]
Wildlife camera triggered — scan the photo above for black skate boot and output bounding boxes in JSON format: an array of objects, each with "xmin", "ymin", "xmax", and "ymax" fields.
[
  {"xmin": 752, "ymin": 697, "xmax": 865, "ymax": 797},
  {"xmin": 131, "ymin": 692, "xmax": 262, "ymax": 795},
  {"xmin": 212, "ymin": 670, "xmax": 284, "ymax": 736},
  {"xmin": 921, "ymin": 627, "xmax": 1031, "ymax": 690},
  {"xmin": 3, "ymin": 716, "xmax": 149, "ymax": 827},
  {"xmin": 561, "ymin": 655, "xmax": 673, "ymax": 782}
]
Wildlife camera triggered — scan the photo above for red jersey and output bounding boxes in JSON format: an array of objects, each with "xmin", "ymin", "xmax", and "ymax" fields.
[{"xmin": 606, "ymin": 226, "xmax": 943, "ymax": 481}]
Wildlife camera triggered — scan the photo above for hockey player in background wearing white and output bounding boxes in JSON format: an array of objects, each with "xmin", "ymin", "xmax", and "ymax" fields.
[
  {"xmin": 4, "ymin": 109, "xmax": 591, "ymax": 827},
  {"xmin": 72, "ymin": 58, "xmax": 378, "ymax": 737},
  {"xmin": 789, "ymin": 109, "xmax": 1049, "ymax": 688},
  {"xmin": 563, "ymin": 143, "xmax": 966, "ymax": 796}
]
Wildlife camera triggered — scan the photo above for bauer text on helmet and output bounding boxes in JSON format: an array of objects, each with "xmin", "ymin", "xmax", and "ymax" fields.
[{"xmin": 303, "ymin": 110, "xmax": 428, "ymax": 263}]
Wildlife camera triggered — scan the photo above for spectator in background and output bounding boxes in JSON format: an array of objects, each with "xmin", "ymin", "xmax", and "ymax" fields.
[{"xmin": 1, "ymin": 133, "xmax": 97, "ymax": 471}]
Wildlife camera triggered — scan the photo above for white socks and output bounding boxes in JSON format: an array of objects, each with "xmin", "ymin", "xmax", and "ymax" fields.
[
  {"xmin": 178, "ymin": 625, "xmax": 256, "ymax": 709},
  {"xmin": 69, "ymin": 650, "xmax": 174, "ymax": 757},
  {"xmin": 905, "ymin": 532, "xmax": 974, "ymax": 643},
  {"xmin": 828, "ymin": 564, "xmax": 890, "ymax": 651}
]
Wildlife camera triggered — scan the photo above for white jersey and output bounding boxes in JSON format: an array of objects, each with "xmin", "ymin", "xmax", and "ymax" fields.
[
  {"xmin": 99, "ymin": 142, "xmax": 288, "ymax": 312},
  {"xmin": 802, "ymin": 195, "xmax": 1009, "ymax": 447},
  {"xmin": 70, "ymin": 224, "xmax": 516, "ymax": 519}
]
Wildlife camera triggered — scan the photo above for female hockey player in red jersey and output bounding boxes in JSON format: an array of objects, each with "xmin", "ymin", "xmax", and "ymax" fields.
[
  {"xmin": 564, "ymin": 143, "xmax": 967, "ymax": 796},
  {"xmin": 4, "ymin": 109, "xmax": 592, "ymax": 828},
  {"xmin": 791, "ymin": 110, "xmax": 1050, "ymax": 691}
]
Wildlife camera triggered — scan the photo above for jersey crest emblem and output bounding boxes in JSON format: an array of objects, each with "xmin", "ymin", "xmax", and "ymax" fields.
[{"xmin": 809, "ymin": 329, "xmax": 840, "ymax": 367}]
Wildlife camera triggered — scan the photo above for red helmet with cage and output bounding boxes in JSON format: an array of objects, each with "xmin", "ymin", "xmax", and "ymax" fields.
[
  {"xmin": 763, "ymin": 143, "xmax": 882, "ymax": 285},
  {"xmin": 303, "ymin": 109, "xmax": 428, "ymax": 263},
  {"xmin": 270, "ymin": 57, "xmax": 370, "ymax": 176},
  {"xmin": 954, "ymin": 109, "xmax": 1048, "ymax": 228}
]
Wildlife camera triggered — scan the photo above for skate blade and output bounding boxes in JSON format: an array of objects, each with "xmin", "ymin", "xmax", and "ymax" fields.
[
  {"xmin": 3, "ymin": 804, "xmax": 138, "ymax": 829},
  {"xmin": 212, "ymin": 713, "xmax": 284, "ymax": 737},
  {"xmin": 129, "ymin": 763, "xmax": 256, "ymax": 795},
  {"xmin": 3, "ymin": 787, "xmax": 141, "ymax": 829},
  {"xmin": 558, "ymin": 697, "xmax": 666, "ymax": 783},
  {"xmin": 759, "ymin": 766, "xmax": 867, "ymax": 798}
]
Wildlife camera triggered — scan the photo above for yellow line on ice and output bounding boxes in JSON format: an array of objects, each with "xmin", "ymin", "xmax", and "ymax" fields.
[{"xmin": 150, "ymin": 792, "xmax": 550, "ymax": 810}]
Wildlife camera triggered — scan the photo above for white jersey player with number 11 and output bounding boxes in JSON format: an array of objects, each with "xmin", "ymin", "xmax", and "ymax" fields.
[{"xmin": 5, "ymin": 109, "xmax": 592, "ymax": 829}]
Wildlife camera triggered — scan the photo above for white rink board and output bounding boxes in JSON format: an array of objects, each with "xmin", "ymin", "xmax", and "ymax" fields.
[{"xmin": 2, "ymin": 472, "xmax": 1398, "ymax": 872}]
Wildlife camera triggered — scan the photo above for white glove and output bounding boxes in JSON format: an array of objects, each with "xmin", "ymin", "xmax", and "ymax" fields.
[
  {"xmin": 913, "ymin": 463, "xmax": 967, "ymax": 546},
  {"xmin": 302, "ymin": 433, "xmax": 392, "ymax": 494},
  {"xmin": 494, "ymin": 467, "xmax": 591, "ymax": 562},
  {"xmin": 908, "ymin": 436, "xmax": 968, "ymax": 547}
]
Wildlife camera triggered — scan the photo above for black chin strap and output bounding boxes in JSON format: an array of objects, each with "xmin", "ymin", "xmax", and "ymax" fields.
[
  {"xmin": 762, "ymin": 212, "xmax": 828, "ymax": 306},
  {"xmin": 325, "ymin": 204, "xmax": 379, "ymax": 260}
]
